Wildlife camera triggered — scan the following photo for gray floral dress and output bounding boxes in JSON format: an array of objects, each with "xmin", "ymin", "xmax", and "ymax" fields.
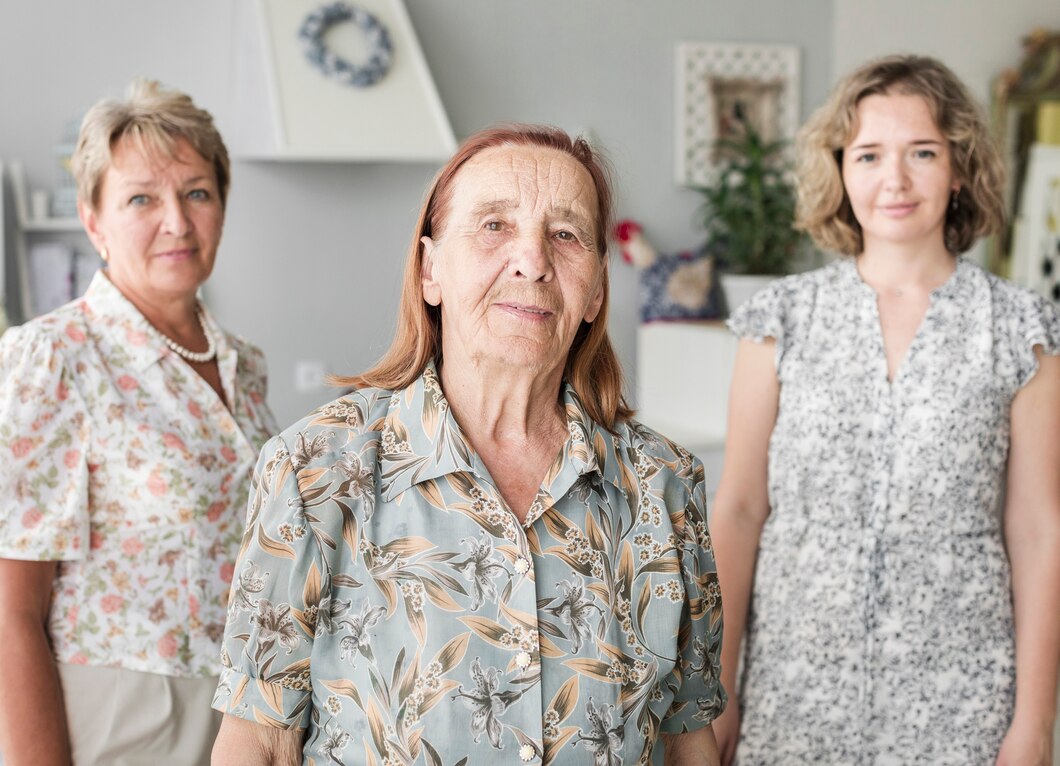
[{"xmin": 727, "ymin": 257, "xmax": 1060, "ymax": 765}]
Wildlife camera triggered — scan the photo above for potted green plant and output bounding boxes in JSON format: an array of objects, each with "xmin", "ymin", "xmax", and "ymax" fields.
[{"xmin": 696, "ymin": 113, "xmax": 804, "ymax": 312}]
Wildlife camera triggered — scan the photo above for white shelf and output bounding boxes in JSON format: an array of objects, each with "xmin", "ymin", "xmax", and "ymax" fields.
[
  {"xmin": 4, "ymin": 160, "xmax": 89, "ymax": 322},
  {"xmin": 9, "ymin": 161, "xmax": 80, "ymax": 231}
]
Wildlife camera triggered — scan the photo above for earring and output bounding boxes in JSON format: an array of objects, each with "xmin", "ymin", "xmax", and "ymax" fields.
[
  {"xmin": 950, "ymin": 189, "xmax": 960, "ymax": 213},
  {"xmin": 100, "ymin": 247, "xmax": 109, "ymax": 262}
]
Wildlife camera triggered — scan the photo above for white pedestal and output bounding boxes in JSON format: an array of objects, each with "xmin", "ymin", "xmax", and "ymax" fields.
[{"xmin": 636, "ymin": 321, "xmax": 737, "ymax": 494}]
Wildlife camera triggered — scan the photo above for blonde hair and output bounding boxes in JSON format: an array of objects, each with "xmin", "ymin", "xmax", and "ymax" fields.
[
  {"xmin": 72, "ymin": 78, "xmax": 230, "ymax": 209},
  {"xmin": 336, "ymin": 124, "xmax": 633, "ymax": 430},
  {"xmin": 795, "ymin": 54, "xmax": 1006, "ymax": 255}
]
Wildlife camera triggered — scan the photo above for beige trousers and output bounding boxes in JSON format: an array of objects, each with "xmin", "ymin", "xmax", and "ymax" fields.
[{"xmin": 57, "ymin": 663, "xmax": 221, "ymax": 766}]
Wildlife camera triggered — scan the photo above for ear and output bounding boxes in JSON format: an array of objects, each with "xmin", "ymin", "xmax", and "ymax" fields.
[
  {"xmin": 582, "ymin": 258, "xmax": 607, "ymax": 324},
  {"xmin": 78, "ymin": 197, "xmax": 106, "ymax": 254},
  {"xmin": 420, "ymin": 236, "xmax": 442, "ymax": 307}
]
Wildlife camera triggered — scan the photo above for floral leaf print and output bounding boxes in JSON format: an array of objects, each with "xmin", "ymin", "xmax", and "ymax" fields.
[
  {"xmin": 421, "ymin": 577, "xmax": 464, "ymax": 612},
  {"xmin": 313, "ymin": 594, "xmax": 353, "ymax": 636},
  {"xmin": 250, "ymin": 599, "xmax": 300, "ymax": 656},
  {"xmin": 366, "ymin": 698, "xmax": 389, "ymax": 761},
  {"xmin": 318, "ymin": 719, "xmax": 352, "ymax": 765},
  {"xmin": 303, "ymin": 561, "xmax": 322, "ymax": 608},
  {"xmin": 321, "ymin": 678, "xmax": 364, "ymax": 711},
  {"xmin": 338, "ymin": 598, "xmax": 387, "ymax": 666},
  {"xmin": 450, "ymin": 533, "xmax": 509, "ymax": 611},
  {"xmin": 572, "ymin": 697, "xmax": 624, "ymax": 766},
  {"xmin": 459, "ymin": 616, "xmax": 510, "ymax": 647},
  {"xmin": 452, "ymin": 657, "xmax": 520, "ymax": 749},
  {"xmin": 434, "ymin": 631, "xmax": 471, "ymax": 674},
  {"xmin": 258, "ymin": 678, "xmax": 285, "ymax": 716},
  {"xmin": 337, "ymin": 449, "xmax": 375, "ymax": 519},
  {"xmin": 291, "ymin": 430, "xmax": 334, "ymax": 471},
  {"xmin": 257, "ymin": 525, "xmax": 296, "ymax": 561},
  {"xmin": 564, "ymin": 658, "xmax": 624, "ymax": 685},
  {"xmin": 414, "ymin": 478, "xmax": 447, "ymax": 510},
  {"xmin": 543, "ymin": 577, "xmax": 605, "ymax": 653}
]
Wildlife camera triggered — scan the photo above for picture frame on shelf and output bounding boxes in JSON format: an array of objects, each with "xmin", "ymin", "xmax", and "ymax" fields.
[{"xmin": 675, "ymin": 42, "xmax": 800, "ymax": 186}]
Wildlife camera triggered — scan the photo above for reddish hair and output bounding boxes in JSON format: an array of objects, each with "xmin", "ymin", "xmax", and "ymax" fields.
[{"xmin": 336, "ymin": 124, "xmax": 632, "ymax": 429}]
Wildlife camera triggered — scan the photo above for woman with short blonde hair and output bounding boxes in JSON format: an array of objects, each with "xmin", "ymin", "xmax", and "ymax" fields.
[{"xmin": 0, "ymin": 79, "xmax": 276, "ymax": 765}]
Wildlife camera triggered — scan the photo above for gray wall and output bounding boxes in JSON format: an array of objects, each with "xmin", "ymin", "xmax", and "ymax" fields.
[{"xmin": 0, "ymin": 0, "xmax": 832, "ymax": 425}]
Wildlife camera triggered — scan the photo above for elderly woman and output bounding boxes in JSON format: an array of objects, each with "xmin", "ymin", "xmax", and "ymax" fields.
[
  {"xmin": 0, "ymin": 80, "xmax": 276, "ymax": 764},
  {"xmin": 212, "ymin": 125, "xmax": 726, "ymax": 765},
  {"xmin": 711, "ymin": 56, "xmax": 1060, "ymax": 765}
]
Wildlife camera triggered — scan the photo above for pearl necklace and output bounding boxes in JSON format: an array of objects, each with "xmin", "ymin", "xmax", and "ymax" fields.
[{"xmin": 158, "ymin": 309, "xmax": 216, "ymax": 364}]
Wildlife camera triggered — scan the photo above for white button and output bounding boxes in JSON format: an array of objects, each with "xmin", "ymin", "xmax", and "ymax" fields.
[
  {"xmin": 519, "ymin": 744, "xmax": 536, "ymax": 762},
  {"xmin": 515, "ymin": 651, "xmax": 532, "ymax": 669},
  {"xmin": 514, "ymin": 556, "xmax": 530, "ymax": 574}
]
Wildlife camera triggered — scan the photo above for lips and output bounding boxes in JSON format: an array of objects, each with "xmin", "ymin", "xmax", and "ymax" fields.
[
  {"xmin": 496, "ymin": 301, "xmax": 554, "ymax": 319},
  {"xmin": 154, "ymin": 248, "xmax": 197, "ymax": 260},
  {"xmin": 879, "ymin": 202, "xmax": 918, "ymax": 216}
]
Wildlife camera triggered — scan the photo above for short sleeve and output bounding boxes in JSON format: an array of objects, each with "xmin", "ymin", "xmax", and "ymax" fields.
[
  {"xmin": 212, "ymin": 433, "xmax": 318, "ymax": 729},
  {"xmin": 726, "ymin": 280, "xmax": 786, "ymax": 345},
  {"xmin": 660, "ymin": 470, "xmax": 727, "ymax": 732},
  {"xmin": 1012, "ymin": 292, "xmax": 1060, "ymax": 389},
  {"xmin": 0, "ymin": 324, "xmax": 90, "ymax": 560}
]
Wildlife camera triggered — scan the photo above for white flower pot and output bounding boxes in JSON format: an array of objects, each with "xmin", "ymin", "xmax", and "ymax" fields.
[{"xmin": 720, "ymin": 273, "xmax": 778, "ymax": 315}]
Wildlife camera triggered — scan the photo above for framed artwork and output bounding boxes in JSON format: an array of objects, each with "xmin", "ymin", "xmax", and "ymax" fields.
[
  {"xmin": 675, "ymin": 43, "xmax": 800, "ymax": 186},
  {"xmin": 232, "ymin": 0, "xmax": 456, "ymax": 160}
]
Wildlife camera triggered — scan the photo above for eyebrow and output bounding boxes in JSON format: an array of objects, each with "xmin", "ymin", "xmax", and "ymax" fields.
[
  {"xmin": 117, "ymin": 175, "xmax": 213, "ymax": 188},
  {"xmin": 849, "ymin": 139, "xmax": 944, "ymax": 151}
]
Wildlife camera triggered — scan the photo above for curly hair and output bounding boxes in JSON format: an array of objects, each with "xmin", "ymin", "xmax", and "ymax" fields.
[
  {"xmin": 795, "ymin": 54, "xmax": 1006, "ymax": 255},
  {"xmin": 334, "ymin": 124, "xmax": 633, "ymax": 430}
]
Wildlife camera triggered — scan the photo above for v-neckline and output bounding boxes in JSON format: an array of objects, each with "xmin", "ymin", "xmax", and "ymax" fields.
[{"xmin": 849, "ymin": 257, "xmax": 963, "ymax": 387}]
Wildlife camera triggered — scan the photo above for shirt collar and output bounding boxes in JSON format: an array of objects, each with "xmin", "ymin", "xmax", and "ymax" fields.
[
  {"xmin": 378, "ymin": 361, "xmax": 626, "ymax": 504},
  {"xmin": 82, "ymin": 270, "xmax": 234, "ymax": 374}
]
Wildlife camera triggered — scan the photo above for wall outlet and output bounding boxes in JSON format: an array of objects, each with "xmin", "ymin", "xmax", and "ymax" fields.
[{"xmin": 294, "ymin": 360, "xmax": 327, "ymax": 393}]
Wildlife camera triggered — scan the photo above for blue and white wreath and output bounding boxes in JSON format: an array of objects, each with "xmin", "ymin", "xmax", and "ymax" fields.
[{"xmin": 298, "ymin": 2, "xmax": 393, "ymax": 88}]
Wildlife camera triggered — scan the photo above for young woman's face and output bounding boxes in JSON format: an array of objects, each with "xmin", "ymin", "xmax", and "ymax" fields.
[{"xmin": 842, "ymin": 93, "xmax": 957, "ymax": 253}]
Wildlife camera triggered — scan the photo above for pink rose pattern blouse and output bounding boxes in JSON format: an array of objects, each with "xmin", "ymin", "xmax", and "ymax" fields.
[
  {"xmin": 0, "ymin": 272, "xmax": 276, "ymax": 677},
  {"xmin": 212, "ymin": 364, "xmax": 726, "ymax": 765}
]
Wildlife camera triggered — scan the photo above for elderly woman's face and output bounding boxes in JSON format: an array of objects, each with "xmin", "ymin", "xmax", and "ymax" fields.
[
  {"xmin": 80, "ymin": 136, "xmax": 223, "ymax": 305},
  {"xmin": 421, "ymin": 145, "xmax": 605, "ymax": 376}
]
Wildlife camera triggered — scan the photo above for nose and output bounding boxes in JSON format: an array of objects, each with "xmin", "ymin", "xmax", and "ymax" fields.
[
  {"xmin": 508, "ymin": 230, "xmax": 554, "ymax": 282},
  {"xmin": 161, "ymin": 195, "xmax": 192, "ymax": 236},
  {"xmin": 882, "ymin": 155, "xmax": 910, "ymax": 192}
]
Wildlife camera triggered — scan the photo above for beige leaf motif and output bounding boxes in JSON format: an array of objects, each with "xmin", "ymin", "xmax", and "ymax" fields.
[
  {"xmin": 257, "ymin": 679, "xmax": 284, "ymax": 716},
  {"xmin": 257, "ymin": 525, "xmax": 296, "ymax": 560},
  {"xmin": 321, "ymin": 678, "xmax": 364, "ymax": 710}
]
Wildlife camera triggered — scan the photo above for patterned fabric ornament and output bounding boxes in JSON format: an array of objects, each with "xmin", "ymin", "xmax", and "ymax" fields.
[
  {"xmin": 615, "ymin": 219, "xmax": 723, "ymax": 322},
  {"xmin": 299, "ymin": 2, "xmax": 393, "ymax": 88}
]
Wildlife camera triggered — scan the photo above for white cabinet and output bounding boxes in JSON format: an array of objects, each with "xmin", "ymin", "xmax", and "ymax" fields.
[{"xmin": 636, "ymin": 321, "xmax": 737, "ymax": 494}]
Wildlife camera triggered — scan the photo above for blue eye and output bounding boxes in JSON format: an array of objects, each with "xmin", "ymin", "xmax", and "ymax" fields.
[
  {"xmin": 913, "ymin": 149, "xmax": 937, "ymax": 160},
  {"xmin": 188, "ymin": 188, "xmax": 211, "ymax": 201},
  {"xmin": 855, "ymin": 153, "xmax": 877, "ymax": 163},
  {"xmin": 484, "ymin": 221, "xmax": 503, "ymax": 232},
  {"xmin": 128, "ymin": 194, "xmax": 149, "ymax": 206}
]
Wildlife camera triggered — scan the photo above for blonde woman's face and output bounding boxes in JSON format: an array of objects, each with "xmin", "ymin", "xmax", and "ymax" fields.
[
  {"xmin": 842, "ymin": 93, "xmax": 957, "ymax": 253},
  {"xmin": 79, "ymin": 136, "xmax": 223, "ymax": 307}
]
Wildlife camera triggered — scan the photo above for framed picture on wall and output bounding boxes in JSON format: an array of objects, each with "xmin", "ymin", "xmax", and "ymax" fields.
[{"xmin": 675, "ymin": 42, "xmax": 800, "ymax": 186}]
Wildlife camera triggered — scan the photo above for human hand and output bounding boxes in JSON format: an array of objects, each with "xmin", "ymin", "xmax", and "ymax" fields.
[
  {"xmin": 994, "ymin": 715, "xmax": 1053, "ymax": 766},
  {"xmin": 713, "ymin": 695, "xmax": 740, "ymax": 766}
]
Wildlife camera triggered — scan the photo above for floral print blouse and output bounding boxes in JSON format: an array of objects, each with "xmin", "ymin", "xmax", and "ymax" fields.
[
  {"xmin": 213, "ymin": 363, "xmax": 725, "ymax": 766},
  {"xmin": 727, "ymin": 257, "xmax": 1060, "ymax": 764},
  {"xmin": 0, "ymin": 272, "xmax": 276, "ymax": 677}
]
